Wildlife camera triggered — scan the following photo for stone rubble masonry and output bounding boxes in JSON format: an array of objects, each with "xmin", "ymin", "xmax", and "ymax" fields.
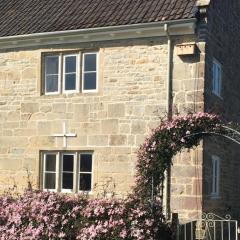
[
  {"xmin": 171, "ymin": 144, "xmax": 203, "ymax": 222},
  {"xmin": 0, "ymin": 37, "xmax": 204, "ymax": 221}
]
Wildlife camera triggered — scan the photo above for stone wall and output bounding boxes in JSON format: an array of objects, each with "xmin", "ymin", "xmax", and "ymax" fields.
[
  {"xmin": 203, "ymin": 0, "xmax": 240, "ymax": 219},
  {"xmin": 0, "ymin": 36, "xmax": 205, "ymax": 218},
  {"xmin": 0, "ymin": 39, "xmax": 167, "ymax": 194},
  {"xmin": 171, "ymin": 144, "xmax": 203, "ymax": 222},
  {"xmin": 204, "ymin": 0, "xmax": 240, "ymax": 120},
  {"xmin": 169, "ymin": 34, "xmax": 206, "ymax": 221}
]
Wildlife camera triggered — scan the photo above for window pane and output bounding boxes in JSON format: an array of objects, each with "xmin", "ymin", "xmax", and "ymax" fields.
[
  {"xmin": 212, "ymin": 162, "xmax": 216, "ymax": 192},
  {"xmin": 46, "ymin": 75, "xmax": 59, "ymax": 92},
  {"xmin": 216, "ymin": 67, "xmax": 219, "ymax": 91},
  {"xmin": 65, "ymin": 74, "xmax": 76, "ymax": 91},
  {"xmin": 45, "ymin": 56, "xmax": 59, "ymax": 75},
  {"xmin": 45, "ymin": 154, "xmax": 56, "ymax": 171},
  {"xmin": 62, "ymin": 173, "xmax": 73, "ymax": 189},
  {"xmin": 83, "ymin": 72, "xmax": 96, "ymax": 90},
  {"xmin": 63, "ymin": 155, "xmax": 74, "ymax": 172},
  {"xmin": 79, "ymin": 173, "xmax": 91, "ymax": 191},
  {"xmin": 84, "ymin": 54, "xmax": 96, "ymax": 71},
  {"xmin": 44, "ymin": 173, "xmax": 56, "ymax": 189},
  {"xmin": 80, "ymin": 154, "xmax": 92, "ymax": 172},
  {"xmin": 213, "ymin": 65, "xmax": 216, "ymax": 84},
  {"xmin": 212, "ymin": 61, "xmax": 222, "ymax": 96},
  {"xmin": 65, "ymin": 56, "xmax": 77, "ymax": 73},
  {"xmin": 217, "ymin": 67, "xmax": 221, "ymax": 93}
]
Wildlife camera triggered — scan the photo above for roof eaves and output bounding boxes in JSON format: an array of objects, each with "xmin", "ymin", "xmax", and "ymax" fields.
[{"xmin": 0, "ymin": 18, "xmax": 197, "ymax": 50}]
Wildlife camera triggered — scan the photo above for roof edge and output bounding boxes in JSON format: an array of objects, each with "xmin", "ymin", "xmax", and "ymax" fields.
[{"xmin": 0, "ymin": 18, "xmax": 197, "ymax": 50}]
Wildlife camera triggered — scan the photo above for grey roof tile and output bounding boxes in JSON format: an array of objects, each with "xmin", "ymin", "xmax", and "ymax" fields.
[{"xmin": 0, "ymin": 0, "xmax": 198, "ymax": 37}]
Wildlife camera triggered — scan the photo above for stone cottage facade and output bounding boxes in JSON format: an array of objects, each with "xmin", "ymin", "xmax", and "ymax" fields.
[{"xmin": 0, "ymin": 0, "xmax": 239, "ymax": 223}]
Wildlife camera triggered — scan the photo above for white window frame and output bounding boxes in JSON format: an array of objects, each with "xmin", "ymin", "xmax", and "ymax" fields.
[
  {"xmin": 42, "ymin": 151, "xmax": 93, "ymax": 193},
  {"xmin": 43, "ymin": 52, "xmax": 98, "ymax": 95},
  {"xmin": 63, "ymin": 54, "xmax": 79, "ymax": 94},
  {"xmin": 211, "ymin": 155, "xmax": 220, "ymax": 198},
  {"xmin": 82, "ymin": 52, "xmax": 99, "ymax": 93},
  {"xmin": 44, "ymin": 55, "xmax": 61, "ymax": 95},
  {"xmin": 212, "ymin": 59, "xmax": 222, "ymax": 97},
  {"xmin": 78, "ymin": 152, "xmax": 94, "ymax": 194}
]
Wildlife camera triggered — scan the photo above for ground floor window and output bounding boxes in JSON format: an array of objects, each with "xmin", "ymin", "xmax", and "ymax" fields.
[{"xmin": 42, "ymin": 151, "xmax": 93, "ymax": 193}]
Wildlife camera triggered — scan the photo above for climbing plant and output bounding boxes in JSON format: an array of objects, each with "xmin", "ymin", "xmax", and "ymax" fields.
[{"xmin": 133, "ymin": 112, "xmax": 238, "ymax": 204}]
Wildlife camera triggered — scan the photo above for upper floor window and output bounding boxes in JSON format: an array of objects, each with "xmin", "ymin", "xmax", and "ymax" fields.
[
  {"xmin": 212, "ymin": 59, "xmax": 222, "ymax": 97},
  {"xmin": 211, "ymin": 155, "xmax": 220, "ymax": 198},
  {"xmin": 43, "ymin": 52, "xmax": 98, "ymax": 95},
  {"xmin": 42, "ymin": 151, "xmax": 93, "ymax": 193}
]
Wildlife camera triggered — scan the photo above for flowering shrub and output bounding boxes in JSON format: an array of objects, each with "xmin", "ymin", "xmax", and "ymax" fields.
[
  {"xmin": 0, "ymin": 190, "xmax": 87, "ymax": 239},
  {"xmin": 77, "ymin": 197, "xmax": 161, "ymax": 240},
  {"xmin": 0, "ymin": 191, "xmax": 171, "ymax": 240}
]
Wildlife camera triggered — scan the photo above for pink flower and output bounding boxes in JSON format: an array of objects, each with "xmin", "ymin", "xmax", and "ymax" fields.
[
  {"xmin": 180, "ymin": 137, "xmax": 186, "ymax": 143},
  {"xmin": 59, "ymin": 232, "xmax": 66, "ymax": 238},
  {"xmin": 120, "ymin": 229, "xmax": 127, "ymax": 238}
]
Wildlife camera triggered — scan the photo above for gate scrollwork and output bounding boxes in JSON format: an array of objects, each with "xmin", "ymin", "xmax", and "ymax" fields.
[{"xmin": 179, "ymin": 212, "xmax": 238, "ymax": 240}]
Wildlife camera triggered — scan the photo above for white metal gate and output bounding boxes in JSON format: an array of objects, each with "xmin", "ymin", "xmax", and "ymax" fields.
[{"xmin": 177, "ymin": 213, "xmax": 238, "ymax": 240}]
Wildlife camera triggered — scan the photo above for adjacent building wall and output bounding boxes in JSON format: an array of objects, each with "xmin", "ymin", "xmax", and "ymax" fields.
[
  {"xmin": 203, "ymin": 0, "xmax": 240, "ymax": 218},
  {"xmin": 204, "ymin": 0, "xmax": 240, "ymax": 120}
]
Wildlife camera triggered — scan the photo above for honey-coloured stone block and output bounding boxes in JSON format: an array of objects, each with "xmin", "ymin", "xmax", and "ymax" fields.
[
  {"xmin": 101, "ymin": 119, "xmax": 119, "ymax": 134},
  {"xmin": 21, "ymin": 103, "xmax": 39, "ymax": 114},
  {"xmin": 131, "ymin": 121, "xmax": 146, "ymax": 134},
  {"xmin": 108, "ymin": 103, "xmax": 125, "ymax": 118},
  {"xmin": 74, "ymin": 104, "xmax": 89, "ymax": 122},
  {"xmin": 88, "ymin": 135, "xmax": 109, "ymax": 146},
  {"xmin": 109, "ymin": 135, "xmax": 127, "ymax": 146}
]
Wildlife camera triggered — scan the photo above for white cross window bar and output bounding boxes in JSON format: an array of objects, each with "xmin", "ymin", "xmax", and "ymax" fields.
[{"xmin": 53, "ymin": 122, "xmax": 77, "ymax": 148}]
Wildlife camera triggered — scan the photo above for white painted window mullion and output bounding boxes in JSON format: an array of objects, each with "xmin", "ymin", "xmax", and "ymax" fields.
[
  {"xmin": 56, "ymin": 152, "xmax": 61, "ymax": 192},
  {"xmin": 73, "ymin": 153, "xmax": 78, "ymax": 193}
]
